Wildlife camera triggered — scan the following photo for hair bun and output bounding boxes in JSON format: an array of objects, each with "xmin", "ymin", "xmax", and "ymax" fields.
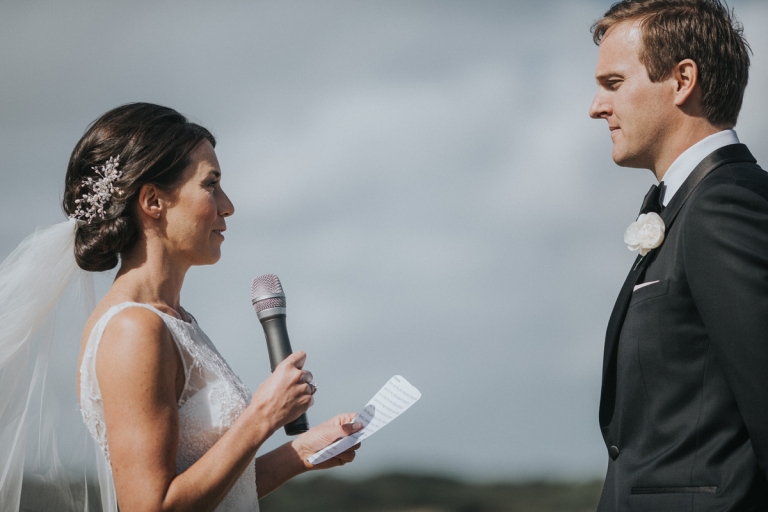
[{"xmin": 74, "ymin": 216, "xmax": 138, "ymax": 272}]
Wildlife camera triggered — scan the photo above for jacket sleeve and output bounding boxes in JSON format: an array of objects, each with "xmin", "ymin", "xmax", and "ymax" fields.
[{"xmin": 684, "ymin": 166, "xmax": 768, "ymax": 472}]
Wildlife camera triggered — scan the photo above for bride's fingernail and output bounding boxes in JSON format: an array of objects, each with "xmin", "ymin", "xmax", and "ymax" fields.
[{"xmin": 352, "ymin": 422, "xmax": 363, "ymax": 430}]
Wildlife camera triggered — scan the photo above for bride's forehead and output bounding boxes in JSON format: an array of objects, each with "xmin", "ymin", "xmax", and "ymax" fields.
[{"xmin": 183, "ymin": 142, "xmax": 221, "ymax": 178}]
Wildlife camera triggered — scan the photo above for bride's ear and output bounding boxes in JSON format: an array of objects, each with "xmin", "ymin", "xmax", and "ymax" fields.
[{"xmin": 137, "ymin": 184, "xmax": 165, "ymax": 220}]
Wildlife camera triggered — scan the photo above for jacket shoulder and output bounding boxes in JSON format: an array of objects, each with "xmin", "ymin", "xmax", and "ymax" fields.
[{"xmin": 688, "ymin": 160, "xmax": 768, "ymax": 206}]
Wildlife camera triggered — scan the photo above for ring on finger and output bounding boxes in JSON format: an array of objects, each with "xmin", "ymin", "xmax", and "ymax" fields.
[{"xmin": 307, "ymin": 381, "xmax": 318, "ymax": 395}]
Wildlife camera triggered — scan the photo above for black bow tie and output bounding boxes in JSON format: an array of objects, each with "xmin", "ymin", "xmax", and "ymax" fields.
[{"xmin": 639, "ymin": 181, "xmax": 666, "ymax": 216}]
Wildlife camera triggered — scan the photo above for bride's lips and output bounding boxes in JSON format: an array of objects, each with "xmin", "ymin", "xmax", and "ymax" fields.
[{"xmin": 213, "ymin": 228, "xmax": 226, "ymax": 239}]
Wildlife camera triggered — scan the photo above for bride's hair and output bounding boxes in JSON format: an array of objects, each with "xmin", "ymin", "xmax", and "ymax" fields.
[{"xmin": 63, "ymin": 103, "xmax": 215, "ymax": 272}]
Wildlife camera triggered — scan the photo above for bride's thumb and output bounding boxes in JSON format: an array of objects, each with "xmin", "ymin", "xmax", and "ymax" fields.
[
  {"xmin": 284, "ymin": 350, "xmax": 306, "ymax": 369},
  {"xmin": 340, "ymin": 421, "xmax": 364, "ymax": 436}
]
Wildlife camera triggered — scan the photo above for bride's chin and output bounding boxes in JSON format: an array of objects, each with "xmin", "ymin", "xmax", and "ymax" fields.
[
  {"xmin": 188, "ymin": 247, "xmax": 222, "ymax": 266},
  {"xmin": 206, "ymin": 249, "xmax": 223, "ymax": 265}
]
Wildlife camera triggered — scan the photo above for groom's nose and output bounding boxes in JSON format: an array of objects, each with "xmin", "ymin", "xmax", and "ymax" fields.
[{"xmin": 589, "ymin": 91, "xmax": 611, "ymax": 119}]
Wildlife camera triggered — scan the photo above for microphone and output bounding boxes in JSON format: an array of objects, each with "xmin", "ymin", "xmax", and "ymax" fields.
[{"xmin": 251, "ymin": 274, "xmax": 310, "ymax": 436}]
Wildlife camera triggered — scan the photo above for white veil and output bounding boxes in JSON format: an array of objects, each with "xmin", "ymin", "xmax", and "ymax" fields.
[{"xmin": 0, "ymin": 219, "xmax": 117, "ymax": 511}]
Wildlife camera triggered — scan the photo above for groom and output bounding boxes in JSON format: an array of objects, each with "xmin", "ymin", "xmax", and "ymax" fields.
[{"xmin": 589, "ymin": 1, "xmax": 768, "ymax": 510}]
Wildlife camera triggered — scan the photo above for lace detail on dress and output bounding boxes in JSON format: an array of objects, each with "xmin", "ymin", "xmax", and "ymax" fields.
[{"xmin": 79, "ymin": 302, "xmax": 259, "ymax": 511}]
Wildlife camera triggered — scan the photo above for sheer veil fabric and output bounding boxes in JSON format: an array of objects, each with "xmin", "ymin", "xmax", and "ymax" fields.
[{"xmin": 0, "ymin": 219, "xmax": 117, "ymax": 511}]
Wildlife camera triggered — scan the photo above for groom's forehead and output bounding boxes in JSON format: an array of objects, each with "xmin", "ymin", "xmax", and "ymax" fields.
[
  {"xmin": 595, "ymin": 22, "xmax": 644, "ymax": 74},
  {"xmin": 601, "ymin": 22, "xmax": 642, "ymax": 57}
]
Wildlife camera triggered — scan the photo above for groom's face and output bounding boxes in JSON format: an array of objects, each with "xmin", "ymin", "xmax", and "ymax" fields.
[{"xmin": 589, "ymin": 22, "xmax": 675, "ymax": 169}]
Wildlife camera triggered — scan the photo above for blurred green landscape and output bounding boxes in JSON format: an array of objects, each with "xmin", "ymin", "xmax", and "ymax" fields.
[
  {"xmin": 20, "ymin": 473, "xmax": 603, "ymax": 511},
  {"xmin": 261, "ymin": 473, "xmax": 604, "ymax": 512}
]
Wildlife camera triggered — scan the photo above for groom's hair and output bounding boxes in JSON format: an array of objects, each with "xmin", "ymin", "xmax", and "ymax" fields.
[{"xmin": 591, "ymin": 0, "xmax": 751, "ymax": 127}]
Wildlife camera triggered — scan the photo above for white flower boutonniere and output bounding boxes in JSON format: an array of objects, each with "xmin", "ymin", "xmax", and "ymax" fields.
[{"xmin": 624, "ymin": 212, "xmax": 665, "ymax": 256}]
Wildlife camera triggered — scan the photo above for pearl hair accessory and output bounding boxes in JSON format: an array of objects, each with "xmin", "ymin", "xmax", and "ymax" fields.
[{"xmin": 70, "ymin": 156, "xmax": 123, "ymax": 224}]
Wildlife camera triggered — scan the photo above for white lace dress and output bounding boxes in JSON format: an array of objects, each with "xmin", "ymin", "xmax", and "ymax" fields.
[{"xmin": 79, "ymin": 302, "xmax": 260, "ymax": 511}]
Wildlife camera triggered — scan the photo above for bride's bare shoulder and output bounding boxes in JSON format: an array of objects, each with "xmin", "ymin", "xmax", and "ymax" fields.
[
  {"xmin": 79, "ymin": 300, "xmax": 170, "ymax": 366},
  {"xmin": 77, "ymin": 299, "xmax": 179, "ymax": 397},
  {"xmin": 94, "ymin": 305, "xmax": 180, "ymax": 390},
  {"xmin": 81, "ymin": 298, "xmax": 158, "ymax": 344},
  {"xmin": 98, "ymin": 305, "xmax": 173, "ymax": 362}
]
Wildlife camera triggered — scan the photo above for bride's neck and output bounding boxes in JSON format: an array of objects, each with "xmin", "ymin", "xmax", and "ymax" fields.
[{"xmin": 113, "ymin": 237, "xmax": 189, "ymax": 312}]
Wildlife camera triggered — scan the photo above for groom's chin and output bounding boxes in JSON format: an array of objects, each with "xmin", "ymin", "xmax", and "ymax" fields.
[{"xmin": 611, "ymin": 147, "xmax": 646, "ymax": 169}]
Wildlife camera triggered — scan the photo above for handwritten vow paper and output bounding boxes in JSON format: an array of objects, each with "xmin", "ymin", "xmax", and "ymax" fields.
[{"xmin": 307, "ymin": 375, "xmax": 421, "ymax": 465}]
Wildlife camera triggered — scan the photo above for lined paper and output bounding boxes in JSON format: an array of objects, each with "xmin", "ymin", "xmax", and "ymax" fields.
[{"xmin": 307, "ymin": 375, "xmax": 421, "ymax": 465}]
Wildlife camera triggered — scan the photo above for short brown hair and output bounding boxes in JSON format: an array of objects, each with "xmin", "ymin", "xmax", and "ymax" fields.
[{"xmin": 592, "ymin": 0, "xmax": 751, "ymax": 126}]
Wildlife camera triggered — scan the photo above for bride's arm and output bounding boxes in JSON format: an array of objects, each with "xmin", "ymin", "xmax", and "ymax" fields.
[{"xmin": 97, "ymin": 307, "xmax": 311, "ymax": 512}]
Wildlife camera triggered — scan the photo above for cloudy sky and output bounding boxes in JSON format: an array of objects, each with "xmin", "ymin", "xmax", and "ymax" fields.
[{"xmin": 2, "ymin": 0, "xmax": 767, "ymax": 481}]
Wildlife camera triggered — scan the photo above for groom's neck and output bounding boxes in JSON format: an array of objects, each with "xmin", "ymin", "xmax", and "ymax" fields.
[{"xmin": 650, "ymin": 117, "xmax": 732, "ymax": 181}]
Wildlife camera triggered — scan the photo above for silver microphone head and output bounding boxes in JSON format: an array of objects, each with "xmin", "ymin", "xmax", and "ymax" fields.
[{"xmin": 251, "ymin": 274, "xmax": 286, "ymax": 319}]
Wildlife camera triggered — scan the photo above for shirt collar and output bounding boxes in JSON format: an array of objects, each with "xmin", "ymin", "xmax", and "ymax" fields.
[{"xmin": 661, "ymin": 129, "xmax": 740, "ymax": 206}]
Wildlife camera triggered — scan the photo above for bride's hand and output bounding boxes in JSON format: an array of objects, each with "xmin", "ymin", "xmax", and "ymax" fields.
[
  {"xmin": 253, "ymin": 414, "xmax": 363, "ymax": 497},
  {"xmin": 290, "ymin": 413, "xmax": 363, "ymax": 470},
  {"xmin": 250, "ymin": 351, "xmax": 315, "ymax": 433}
]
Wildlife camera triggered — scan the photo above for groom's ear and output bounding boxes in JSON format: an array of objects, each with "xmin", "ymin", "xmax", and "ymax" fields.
[{"xmin": 672, "ymin": 59, "xmax": 700, "ymax": 109}]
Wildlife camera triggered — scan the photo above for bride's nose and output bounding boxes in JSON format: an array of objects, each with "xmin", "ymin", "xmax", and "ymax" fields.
[{"xmin": 218, "ymin": 187, "xmax": 235, "ymax": 217}]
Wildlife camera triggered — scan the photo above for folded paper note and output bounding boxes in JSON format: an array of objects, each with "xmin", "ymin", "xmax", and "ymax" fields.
[{"xmin": 307, "ymin": 375, "xmax": 421, "ymax": 465}]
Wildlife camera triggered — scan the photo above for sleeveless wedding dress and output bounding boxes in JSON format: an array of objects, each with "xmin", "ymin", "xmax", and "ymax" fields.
[{"xmin": 79, "ymin": 302, "xmax": 260, "ymax": 511}]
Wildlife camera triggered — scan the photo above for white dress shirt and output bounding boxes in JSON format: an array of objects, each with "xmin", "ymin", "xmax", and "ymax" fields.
[{"xmin": 661, "ymin": 129, "xmax": 740, "ymax": 206}]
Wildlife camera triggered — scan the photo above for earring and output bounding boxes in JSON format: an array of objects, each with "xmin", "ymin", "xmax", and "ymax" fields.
[{"xmin": 156, "ymin": 213, "xmax": 161, "ymax": 218}]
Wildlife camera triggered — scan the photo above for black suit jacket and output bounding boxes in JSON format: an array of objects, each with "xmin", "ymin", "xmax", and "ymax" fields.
[{"xmin": 598, "ymin": 144, "xmax": 768, "ymax": 512}]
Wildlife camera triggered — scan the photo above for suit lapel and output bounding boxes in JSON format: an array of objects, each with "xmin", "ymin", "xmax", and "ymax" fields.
[{"xmin": 599, "ymin": 144, "xmax": 757, "ymax": 428}]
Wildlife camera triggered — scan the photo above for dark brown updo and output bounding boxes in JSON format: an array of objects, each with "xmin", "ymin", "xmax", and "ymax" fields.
[{"xmin": 63, "ymin": 103, "xmax": 216, "ymax": 272}]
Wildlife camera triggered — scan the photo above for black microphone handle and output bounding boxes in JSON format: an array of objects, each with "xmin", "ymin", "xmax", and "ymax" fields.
[{"xmin": 260, "ymin": 315, "xmax": 310, "ymax": 436}]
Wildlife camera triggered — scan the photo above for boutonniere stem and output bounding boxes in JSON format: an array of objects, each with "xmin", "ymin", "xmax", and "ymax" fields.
[{"xmin": 633, "ymin": 255, "xmax": 646, "ymax": 272}]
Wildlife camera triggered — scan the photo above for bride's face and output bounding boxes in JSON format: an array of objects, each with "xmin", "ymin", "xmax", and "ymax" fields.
[{"xmin": 163, "ymin": 141, "xmax": 234, "ymax": 265}]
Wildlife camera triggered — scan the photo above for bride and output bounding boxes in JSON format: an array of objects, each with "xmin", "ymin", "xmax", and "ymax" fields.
[{"xmin": 0, "ymin": 103, "xmax": 361, "ymax": 511}]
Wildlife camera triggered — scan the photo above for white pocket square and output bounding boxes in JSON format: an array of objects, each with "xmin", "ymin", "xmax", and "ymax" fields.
[{"xmin": 633, "ymin": 280, "xmax": 659, "ymax": 292}]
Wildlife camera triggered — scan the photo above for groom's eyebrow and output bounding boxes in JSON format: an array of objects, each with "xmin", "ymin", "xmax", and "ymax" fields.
[{"xmin": 596, "ymin": 72, "xmax": 624, "ymax": 83}]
